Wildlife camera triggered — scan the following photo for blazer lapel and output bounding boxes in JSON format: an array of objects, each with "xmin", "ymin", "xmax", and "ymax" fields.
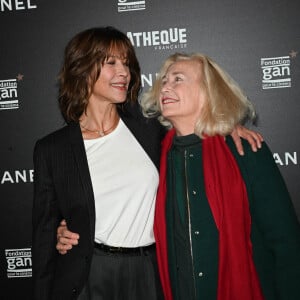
[
  {"xmin": 118, "ymin": 102, "xmax": 163, "ymax": 170},
  {"xmin": 68, "ymin": 122, "xmax": 96, "ymax": 239}
]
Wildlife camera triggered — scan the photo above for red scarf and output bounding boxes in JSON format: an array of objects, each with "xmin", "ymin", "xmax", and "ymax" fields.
[{"xmin": 154, "ymin": 129, "xmax": 264, "ymax": 300}]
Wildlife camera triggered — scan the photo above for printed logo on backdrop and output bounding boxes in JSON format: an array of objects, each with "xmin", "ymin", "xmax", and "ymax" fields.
[
  {"xmin": 0, "ymin": 74, "xmax": 23, "ymax": 110},
  {"xmin": 141, "ymin": 73, "xmax": 158, "ymax": 88},
  {"xmin": 127, "ymin": 27, "xmax": 188, "ymax": 51},
  {"xmin": 1, "ymin": 169, "xmax": 34, "ymax": 184},
  {"xmin": 273, "ymin": 151, "xmax": 298, "ymax": 166},
  {"xmin": 118, "ymin": 0, "xmax": 145, "ymax": 12},
  {"xmin": 5, "ymin": 248, "xmax": 32, "ymax": 278},
  {"xmin": 261, "ymin": 50, "xmax": 297, "ymax": 90},
  {"xmin": 0, "ymin": 0, "xmax": 37, "ymax": 12}
]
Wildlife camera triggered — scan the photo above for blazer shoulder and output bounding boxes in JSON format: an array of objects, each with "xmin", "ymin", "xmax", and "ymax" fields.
[{"xmin": 34, "ymin": 122, "xmax": 79, "ymax": 153}]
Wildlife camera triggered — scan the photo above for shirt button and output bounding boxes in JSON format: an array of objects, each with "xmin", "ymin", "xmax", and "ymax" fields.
[
  {"xmin": 192, "ymin": 190, "xmax": 197, "ymax": 195},
  {"xmin": 198, "ymin": 272, "xmax": 204, "ymax": 277},
  {"xmin": 194, "ymin": 231, "xmax": 199, "ymax": 235}
]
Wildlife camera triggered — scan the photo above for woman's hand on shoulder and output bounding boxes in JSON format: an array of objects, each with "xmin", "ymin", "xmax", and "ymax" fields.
[
  {"xmin": 56, "ymin": 219, "xmax": 80, "ymax": 255},
  {"xmin": 230, "ymin": 125, "xmax": 264, "ymax": 156}
]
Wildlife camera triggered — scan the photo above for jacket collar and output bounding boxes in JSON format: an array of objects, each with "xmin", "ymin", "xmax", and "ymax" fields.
[{"xmin": 68, "ymin": 122, "xmax": 96, "ymax": 239}]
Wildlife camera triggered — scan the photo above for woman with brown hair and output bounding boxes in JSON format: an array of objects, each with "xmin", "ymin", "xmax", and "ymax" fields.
[{"xmin": 32, "ymin": 26, "xmax": 165, "ymax": 300}]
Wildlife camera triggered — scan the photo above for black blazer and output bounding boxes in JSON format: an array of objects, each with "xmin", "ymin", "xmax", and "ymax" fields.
[{"xmin": 32, "ymin": 102, "xmax": 165, "ymax": 300}]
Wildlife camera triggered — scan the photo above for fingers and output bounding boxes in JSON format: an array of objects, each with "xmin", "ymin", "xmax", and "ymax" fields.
[
  {"xmin": 56, "ymin": 219, "xmax": 80, "ymax": 255},
  {"xmin": 56, "ymin": 236, "xmax": 78, "ymax": 254},
  {"xmin": 230, "ymin": 127, "xmax": 244, "ymax": 156},
  {"xmin": 234, "ymin": 125, "xmax": 264, "ymax": 155},
  {"xmin": 56, "ymin": 242, "xmax": 72, "ymax": 255},
  {"xmin": 59, "ymin": 229, "xmax": 80, "ymax": 241},
  {"xmin": 57, "ymin": 219, "xmax": 67, "ymax": 236},
  {"xmin": 252, "ymin": 132, "xmax": 264, "ymax": 144},
  {"xmin": 242, "ymin": 129, "xmax": 264, "ymax": 152},
  {"xmin": 56, "ymin": 220, "xmax": 80, "ymax": 241}
]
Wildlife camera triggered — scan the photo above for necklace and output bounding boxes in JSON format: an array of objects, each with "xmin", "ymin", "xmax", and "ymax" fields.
[{"xmin": 80, "ymin": 117, "xmax": 119, "ymax": 137}]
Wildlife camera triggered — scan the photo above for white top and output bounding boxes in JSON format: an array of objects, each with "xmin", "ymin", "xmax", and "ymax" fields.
[{"xmin": 84, "ymin": 119, "xmax": 159, "ymax": 247}]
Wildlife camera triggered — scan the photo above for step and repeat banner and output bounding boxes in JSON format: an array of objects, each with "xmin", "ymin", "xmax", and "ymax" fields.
[{"xmin": 0, "ymin": 0, "xmax": 299, "ymax": 298}]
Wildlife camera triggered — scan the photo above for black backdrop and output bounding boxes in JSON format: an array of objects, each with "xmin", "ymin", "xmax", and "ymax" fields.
[{"xmin": 1, "ymin": 1, "xmax": 299, "ymax": 298}]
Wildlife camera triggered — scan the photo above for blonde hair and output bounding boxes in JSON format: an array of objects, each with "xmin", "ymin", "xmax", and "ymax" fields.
[{"xmin": 141, "ymin": 52, "xmax": 255, "ymax": 137}]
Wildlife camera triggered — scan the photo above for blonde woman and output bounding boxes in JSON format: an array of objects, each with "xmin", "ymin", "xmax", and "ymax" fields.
[{"xmin": 141, "ymin": 53, "xmax": 300, "ymax": 300}]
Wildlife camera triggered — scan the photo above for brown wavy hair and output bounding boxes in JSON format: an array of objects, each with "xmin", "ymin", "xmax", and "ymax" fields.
[{"xmin": 58, "ymin": 26, "xmax": 141, "ymax": 123}]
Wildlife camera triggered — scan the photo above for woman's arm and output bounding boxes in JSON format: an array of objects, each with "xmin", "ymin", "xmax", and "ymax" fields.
[{"xmin": 237, "ymin": 140, "xmax": 300, "ymax": 299}]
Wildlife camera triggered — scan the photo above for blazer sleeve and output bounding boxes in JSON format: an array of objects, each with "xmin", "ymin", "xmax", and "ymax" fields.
[
  {"xmin": 232, "ymin": 139, "xmax": 300, "ymax": 299},
  {"xmin": 32, "ymin": 138, "xmax": 61, "ymax": 300}
]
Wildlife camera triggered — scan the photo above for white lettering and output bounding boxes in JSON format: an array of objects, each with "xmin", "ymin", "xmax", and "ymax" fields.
[
  {"xmin": 0, "ymin": 88, "xmax": 17, "ymax": 100},
  {"xmin": 178, "ymin": 28, "xmax": 187, "ymax": 43},
  {"xmin": 151, "ymin": 31, "xmax": 160, "ymax": 46},
  {"xmin": 27, "ymin": 0, "xmax": 36, "ymax": 9},
  {"xmin": 1, "ymin": 170, "xmax": 34, "ymax": 184},
  {"xmin": 262, "ymin": 66, "xmax": 290, "ymax": 81},
  {"xmin": 160, "ymin": 30, "xmax": 169, "ymax": 45},
  {"xmin": 169, "ymin": 28, "xmax": 178, "ymax": 43},
  {"xmin": 7, "ymin": 256, "xmax": 32, "ymax": 270},
  {"xmin": 29, "ymin": 169, "xmax": 34, "ymax": 182},
  {"xmin": 141, "ymin": 73, "xmax": 159, "ymax": 87},
  {"xmin": 15, "ymin": 0, "xmax": 25, "ymax": 10},
  {"xmin": 127, "ymin": 28, "xmax": 187, "ymax": 47},
  {"xmin": 1, "ymin": 171, "xmax": 14, "ymax": 184},
  {"xmin": 0, "ymin": 0, "xmax": 37, "ymax": 11},
  {"xmin": 127, "ymin": 32, "xmax": 141, "ymax": 47},
  {"xmin": 261, "ymin": 56, "xmax": 290, "ymax": 67},
  {"xmin": 0, "ymin": 80, "xmax": 17, "ymax": 88},
  {"xmin": 1, "ymin": 0, "xmax": 12, "ymax": 10},
  {"xmin": 143, "ymin": 31, "xmax": 152, "ymax": 46},
  {"xmin": 285, "ymin": 152, "xmax": 297, "ymax": 165},
  {"xmin": 273, "ymin": 152, "xmax": 297, "ymax": 166},
  {"xmin": 141, "ymin": 74, "xmax": 153, "ymax": 87},
  {"xmin": 15, "ymin": 170, "xmax": 26, "ymax": 183}
]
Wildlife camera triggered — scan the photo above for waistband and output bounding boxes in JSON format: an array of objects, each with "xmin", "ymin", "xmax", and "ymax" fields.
[{"xmin": 94, "ymin": 242, "xmax": 156, "ymax": 255}]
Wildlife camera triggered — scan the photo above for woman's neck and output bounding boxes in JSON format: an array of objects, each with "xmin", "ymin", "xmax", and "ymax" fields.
[
  {"xmin": 172, "ymin": 121, "xmax": 195, "ymax": 137},
  {"xmin": 79, "ymin": 102, "xmax": 120, "ymax": 138}
]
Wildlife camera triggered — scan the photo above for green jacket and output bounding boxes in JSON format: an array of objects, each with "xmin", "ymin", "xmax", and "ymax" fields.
[{"xmin": 166, "ymin": 135, "xmax": 300, "ymax": 300}]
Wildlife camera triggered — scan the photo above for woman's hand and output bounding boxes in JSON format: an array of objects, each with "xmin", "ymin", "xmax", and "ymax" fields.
[
  {"xmin": 56, "ymin": 219, "xmax": 80, "ymax": 255},
  {"xmin": 231, "ymin": 125, "xmax": 264, "ymax": 155}
]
